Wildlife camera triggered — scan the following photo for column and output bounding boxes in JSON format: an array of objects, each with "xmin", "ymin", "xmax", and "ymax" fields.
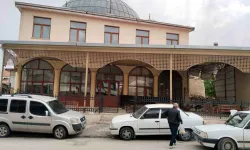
[
  {"xmin": 0, "ymin": 49, "xmax": 4, "ymax": 94},
  {"xmin": 123, "ymin": 73, "xmax": 129, "ymax": 95},
  {"xmin": 53, "ymin": 69, "xmax": 61, "ymax": 97},
  {"xmin": 170, "ymin": 54, "xmax": 173, "ymax": 102},
  {"xmin": 84, "ymin": 52, "xmax": 89, "ymax": 107},
  {"xmin": 14, "ymin": 65, "xmax": 22, "ymax": 93},
  {"xmin": 153, "ymin": 75, "xmax": 159, "ymax": 97},
  {"xmin": 90, "ymin": 71, "xmax": 97, "ymax": 107}
]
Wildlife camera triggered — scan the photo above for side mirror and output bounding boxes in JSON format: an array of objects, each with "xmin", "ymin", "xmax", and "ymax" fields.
[{"xmin": 45, "ymin": 111, "xmax": 50, "ymax": 116}]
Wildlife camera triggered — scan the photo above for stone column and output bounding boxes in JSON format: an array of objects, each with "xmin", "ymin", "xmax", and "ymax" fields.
[
  {"xmin": 53, "ymin": 69, "xmax": 61, "ymax": 97},
  {"xmin": 123, "ymin": 73, "xmax": 129, "ymax": 95},
  {"xmin": 14, "ymin": 65, "xmax": 22, "ymax": 93},
  {"xmin": 153, "ymin": 75, "xmax": 159, "ymax": 97},
  {"xmin": 90, "ymin": 70, "xmax": 97, "ymax": 107}
]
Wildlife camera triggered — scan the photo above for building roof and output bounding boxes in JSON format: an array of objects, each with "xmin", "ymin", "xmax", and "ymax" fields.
[
  {"xmin": 15, "ymin": 1, "xmax": 194, "ymax": 31},
  {"xmin": 1, "ymin": 40, "xmax": 250, "ymax": 52},
  {"xmin": 63, "ymin": 0, "xmax": 139, "ymax": 19}
]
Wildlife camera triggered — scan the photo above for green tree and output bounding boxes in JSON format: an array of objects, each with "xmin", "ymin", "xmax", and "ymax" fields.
[{"xmin": 204, "ymin": 79, "xmax": 216, "ymax": 97}]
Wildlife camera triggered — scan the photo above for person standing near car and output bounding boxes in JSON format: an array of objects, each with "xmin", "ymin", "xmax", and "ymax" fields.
[{"xmin": 166, "ymin": 103, "xmax": 183, "ymax": 149}]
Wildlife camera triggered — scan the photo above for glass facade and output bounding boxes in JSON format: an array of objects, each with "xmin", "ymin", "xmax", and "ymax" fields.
[
  {"xmin": 21, "ymin": 60, "xmax": 54, "ymax": 95},
  {"xmin": 129, "ymin": 67, "xmax": 153, "ymax": 96},
  {"xmin": 60, "ymin": 65, "xmax": 90, "ymax": 96},
  {"xmin": 63, "ymin": 0, "xmax": 139, "ymax": 19}
]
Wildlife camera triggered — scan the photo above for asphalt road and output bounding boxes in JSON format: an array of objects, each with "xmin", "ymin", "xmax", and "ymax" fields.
[{"xmin": 2, "ymin": 133, "xmax": 214, "ymax": 150}]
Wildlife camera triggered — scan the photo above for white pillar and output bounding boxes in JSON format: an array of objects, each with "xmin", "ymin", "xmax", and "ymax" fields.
[
  {"xmin": 84, "ymin": 52, "xmax": 89, "ymax": 107},
  {"xmin": 170, "ymin": 54, "xmax": 173, "ymax": 102}
]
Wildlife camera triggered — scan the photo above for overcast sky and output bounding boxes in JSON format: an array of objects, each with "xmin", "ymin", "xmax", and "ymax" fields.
[{"xmin": 1, "ymin": 0, "xmax": 250, "ymax": 46}]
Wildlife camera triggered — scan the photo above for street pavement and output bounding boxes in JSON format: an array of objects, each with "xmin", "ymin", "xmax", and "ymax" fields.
[{"xmin": 1, "ymin": 136, "xmax": 213, "ymax": 150}]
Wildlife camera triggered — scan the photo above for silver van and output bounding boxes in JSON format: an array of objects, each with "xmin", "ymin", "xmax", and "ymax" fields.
[{"xmin": 0, "ymin": 94, "xmax": 86, "ymax": 139}]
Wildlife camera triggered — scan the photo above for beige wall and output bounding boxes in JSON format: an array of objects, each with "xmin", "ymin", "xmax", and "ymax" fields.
[
  {"xmin": 19, "ymin": 8, "xmax": 190, "ymax": 45},
  {"xmin": 235, "ymin": 69, "xmax": 250, "ymax": 103}
]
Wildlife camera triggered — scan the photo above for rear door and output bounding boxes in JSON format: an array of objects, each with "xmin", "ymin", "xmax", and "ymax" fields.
[
  {"xmin": 159, "ymin": 108, "xmax": 171, "ymax": 134},
  {"xmin": 9, "ymin": 99, "xmax": 28, "ymax": 131},
  {"xmin": 27, "ymin": 101, "xmax": 52, "ymax": 133},
  {"xmin": 137, "ymin": 108, "xmax": 160, "ymax": 134}
]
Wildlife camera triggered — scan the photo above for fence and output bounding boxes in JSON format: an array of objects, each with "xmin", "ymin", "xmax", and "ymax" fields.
[{"xmin": 122, "ymin": 96, "xmax": 250, "ymax": 119}]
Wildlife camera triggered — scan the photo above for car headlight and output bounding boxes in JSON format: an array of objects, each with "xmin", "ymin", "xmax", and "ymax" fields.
[
  {"xmin": 70, "ymin": 117, "xmax": 81, "ymax": 124},
  {"xmin": 200, "ymin": 131, "xmax": 208, "ymax": 138}
]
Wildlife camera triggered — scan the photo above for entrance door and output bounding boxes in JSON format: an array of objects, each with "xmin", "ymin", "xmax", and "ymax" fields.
[{"xmin": 97, "ymin": 80, "xmax": 120, "ymax": 107}]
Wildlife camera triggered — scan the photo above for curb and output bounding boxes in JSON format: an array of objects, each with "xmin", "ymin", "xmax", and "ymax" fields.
[{"xmin": 78, "ymin": 135, "xmax": 112, "ymax": 139}]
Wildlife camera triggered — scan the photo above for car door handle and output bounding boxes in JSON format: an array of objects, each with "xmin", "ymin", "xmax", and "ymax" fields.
[
  {"xmin": 155, "ymin": 121, "xmax": 160, "ymax": 123},
  {"xmin": 28, "ymin": 116, "xmax": 33, "ymax": 120},
  {"xmin": 21, "ymin": 115, "xmax": 26, "ymax": 119}
]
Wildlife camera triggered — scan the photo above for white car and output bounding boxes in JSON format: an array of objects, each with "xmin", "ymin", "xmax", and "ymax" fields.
[
  {"xmin": 0, "ymin": 94, "xmax": 86, "ymax": 139},
  {"xmin": 193, "ymin": 111, "xmax": 250, "ymax": 150},
  {"xmin": 110, "ymin": 104, "xmax": 204, "ymax": 141}
]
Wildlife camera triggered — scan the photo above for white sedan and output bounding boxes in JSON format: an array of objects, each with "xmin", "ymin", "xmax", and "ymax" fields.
[
  {"xmin": 110, "ymin": 104, "xmax": 204, "ymax": 141},
  {"xmin": 193, "ymin": 111, "xmax": 250, "ymax": 150}
]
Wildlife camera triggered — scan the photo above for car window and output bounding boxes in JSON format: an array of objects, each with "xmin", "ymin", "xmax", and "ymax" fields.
[
  {"xmin": 30, "ymin": 101, "xmax": 48, "ymax": 116},
  {"xmin": 10, "ymin": 100, "xmax": 26, "ymax": 113},
  {"xmin": 143, "ymin": 108, "xmax": 160, "ymax": 119},
  {"xmin": 161, "ymin": 108, "xmax": 169, "ymax": 119},
  {"xmin": 0, "ymin": 99, "xmax": 8, "ymax": 113},
  {"xmin": 245, "ymin": 122, "xmax": 250, "ymax": 129}
]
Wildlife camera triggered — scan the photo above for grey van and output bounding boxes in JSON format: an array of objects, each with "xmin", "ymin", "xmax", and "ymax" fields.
[{"xmin": 0, "ymin": 94, "xmax": 86, "ymax": 139}]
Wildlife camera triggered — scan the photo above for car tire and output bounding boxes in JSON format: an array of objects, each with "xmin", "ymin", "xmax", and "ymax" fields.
[
  {"xmin": 53, "ymin": 126, "xmax": 67, "ymax": 139},
  {"xmin": 119, "ymin": 127, "xmax": 134, "ymax": 141},
  {"xmin": 0, "ymin": 124, "xmax": 10, "ymax": 138},
  {"xmin": 218, "ymin": 138, "xmax": 237, "ymax": 150},
  {"xmin": 178, "ymin": 129, "xmax": 192, "ymax": 141}
]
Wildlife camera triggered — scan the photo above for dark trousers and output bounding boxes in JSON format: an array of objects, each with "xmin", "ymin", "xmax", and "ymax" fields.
[{"xmin": 169, "ymin": 123, "xmax": 179, "ymax": 146}]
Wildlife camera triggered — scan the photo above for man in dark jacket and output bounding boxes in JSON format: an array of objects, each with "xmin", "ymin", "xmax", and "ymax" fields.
[{"xmin": 166, "ymin": 103, "xmax": 183, "ymax": 149}]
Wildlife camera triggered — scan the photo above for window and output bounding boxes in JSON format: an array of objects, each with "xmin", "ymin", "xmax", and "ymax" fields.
[
  {"xmin": 33, "ymin": 17, "xmax": 51, "ymax": 39},
  {"xmin": 129, "ymin": 67, "xmax": 153, "ymax": 96},
  {"xmin": 0, "ymin": 99, "xmax": 8, "ymax": 112},
  {"xmin": 30, "ymin": 101, "xmax": 48, "ymax": 116},
  {"xmin": 166, "ymin": 33, "xmax": 179, "ymax": 45},
  {"xmin": 10, "ymin": 100, "xmax": 26, "ymax": 113},
  {"xmin": 70, "ymin": 21, "xmax": 86, "ymax": 42},
  {"xmin": 104, "ymin": 26, "xmax": 119, "ymax": 44},
  {"xmin": 143, "ymin": 108, "xmax": 160, "ymax": 119},
  {"xmin": 21, "ymin": 60, "xmax": 54, "ymax": 95},
  {"xmin": 60, "ymin": 65, "xmax": 90, "ymax": 96},
  {"xmin": 161, "ymin": 108, "xmax": 169, "ymax": 119},
  {"xmin": 136, "ymin": 30, "xmax": 149, "ymax": 45}
]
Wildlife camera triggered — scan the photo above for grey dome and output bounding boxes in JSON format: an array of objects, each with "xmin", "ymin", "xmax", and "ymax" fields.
[{"xmin": 63, "ymin": 0, "xmax": 139, "ymax": 19}]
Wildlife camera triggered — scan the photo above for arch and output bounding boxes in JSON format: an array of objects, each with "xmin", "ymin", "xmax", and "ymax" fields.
[
  {"xmin": 59, "ymin": 64, "xmax": 91, "ymax": 96},
  {"xmin": 129, "ymin": 66, "xmax": 154, "ymax": 96},
  {"xmin": 21, "ymin": 59, "xmax": 54, "ymax": 95},
  {"xmin": 158, "ymin": 70, "xmax": 183, "ymax": 99}
]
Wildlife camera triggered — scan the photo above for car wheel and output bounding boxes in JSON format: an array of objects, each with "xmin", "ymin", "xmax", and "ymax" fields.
[
  {"xmin": 218, "ymin": 138, "xmax": 237, "ymax": 150},
  {"xmin": 178, "ymin": 129, "xmax": 192, "ymax": 141},
  {"xmin": 0, "ymin": 124, "xmax": 10, "ymax": 138},
  {"xmin": 119, "ymin": 127, "xmax": 134, "ymax": 141},
  {"xmin": 53, "ymin": 126, "xmax": 67, "ymax": 139}
]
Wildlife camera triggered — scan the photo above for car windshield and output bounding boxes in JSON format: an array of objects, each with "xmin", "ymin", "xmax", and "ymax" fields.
[
  {"xmin": 47, "ymin": 100, "xmax": 69, "ymax": 114},
  {"xmin": 132, "ymin": 106, "xmax": 148, "ymax": 119},
  {"xmin": 225, "ymin": 113, "xmax": 250, "ymax": 128}
]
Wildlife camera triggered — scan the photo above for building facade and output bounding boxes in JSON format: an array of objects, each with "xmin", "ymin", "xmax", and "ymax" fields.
[{"xmin": 1, "ymin": 0, "xmax": 250, "ymax": 108}]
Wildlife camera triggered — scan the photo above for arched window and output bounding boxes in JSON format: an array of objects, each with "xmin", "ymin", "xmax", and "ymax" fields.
[
  {"xmin": 129, "ymin": 67, "xmax": 153, "ymax": 96},
  {"xmin": 59, "ymin": 65, "xmax": 90, "ymax": 96},
  {"xmin": 96, "ymin": 65, "xmax": 123, "ymax": 96},
  {"xmin": 21, "ymin": 59, "xmax": 54, "ymax": 95}
]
